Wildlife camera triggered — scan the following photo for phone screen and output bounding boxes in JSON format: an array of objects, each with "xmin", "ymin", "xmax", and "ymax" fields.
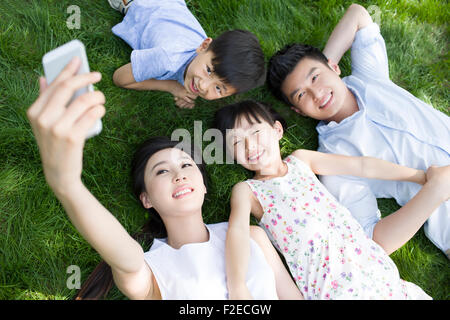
[
  {"xmin": 43, "ymin": 40, "xmax": 92, "ymax": 103},
  {"xmin": 42, "ymin": 40, "xmax": 102, "ymax": 138}
]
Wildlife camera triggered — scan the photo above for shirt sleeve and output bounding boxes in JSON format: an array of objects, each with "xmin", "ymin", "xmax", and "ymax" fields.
[
  {"xmin": 130, "ymin": 47, "xmax": 173, "ymax": 82},
  {"xmin": 350, "ymin": 22, "xmax": 389, "ymax": 80},
  {"xmin": 319, "ymin": 174, "xmax": 381, "ymax": 239}
]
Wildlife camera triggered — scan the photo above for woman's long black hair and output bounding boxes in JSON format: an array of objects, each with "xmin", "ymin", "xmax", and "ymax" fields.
[{"xmin": 73, "ymin": 136, "xmax": 207, "ymax": 299}]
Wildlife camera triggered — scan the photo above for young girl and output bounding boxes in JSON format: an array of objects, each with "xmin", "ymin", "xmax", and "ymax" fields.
[
  {"xmin": 213, "ymin": 100, "xmax": 450, "ymax": 300},
  {"xmin": 26, "ymin": 60, "xmax": 302, "ymax": 300}
]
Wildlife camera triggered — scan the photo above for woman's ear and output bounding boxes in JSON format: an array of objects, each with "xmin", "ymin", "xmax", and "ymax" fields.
[
  {"xmin": 196, "ymin": 37, "xmax": 213, "ymax": 53},
  {"xmin": 139, "ymin": 192, "xmax": 153, "ymax": 209}
]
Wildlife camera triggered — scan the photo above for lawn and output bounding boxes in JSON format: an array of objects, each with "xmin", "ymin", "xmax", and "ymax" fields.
[{"xmin": 0, "ymin": 0, "xmax": 448, "ymax": 300}]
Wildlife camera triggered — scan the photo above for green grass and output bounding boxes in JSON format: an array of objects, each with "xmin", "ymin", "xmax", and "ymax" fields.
[{"xmin": 0, "ymin": 0, "xmax": 448, "ymax": 300}]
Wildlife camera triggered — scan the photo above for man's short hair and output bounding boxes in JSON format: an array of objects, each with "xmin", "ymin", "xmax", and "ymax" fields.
[{"xmin": 267, "ymin": 43, "xmax": 329, "ymax": 104}]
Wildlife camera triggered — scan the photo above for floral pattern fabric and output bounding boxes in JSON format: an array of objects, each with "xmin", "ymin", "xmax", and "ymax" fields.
[{"xmin": 245, "ymin": 155, "xmax": 431, "ymax": 300}]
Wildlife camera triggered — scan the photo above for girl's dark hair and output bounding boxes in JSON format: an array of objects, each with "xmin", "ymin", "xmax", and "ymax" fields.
[
  {"xmin": 212, "ymin": 100, "xmax": 287, "ymax": 153},
  {"xmin": 74, "ymin": 137, "xmax": 207, "ymax": 300},
  {"xmin": 209, "ymin": 29, "xmax": 266, "ymax": 94},
  {"xmin": 267, "ymin": 43, "xmax": 329, "ymax": 104}
]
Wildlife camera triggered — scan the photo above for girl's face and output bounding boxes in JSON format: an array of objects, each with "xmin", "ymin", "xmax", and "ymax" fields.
[
  {"xmin": 226, "ymin": 115, "xmax": 284, "ymax": 173},
  {"xmin": 140, "ymin": 148, "xmax": 207, "ymax": 218}
]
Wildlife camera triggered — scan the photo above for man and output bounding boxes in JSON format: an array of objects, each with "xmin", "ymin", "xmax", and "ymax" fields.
[{"xmin": 267, "ymin": 3, "xmax": 450, "ymax": 257}]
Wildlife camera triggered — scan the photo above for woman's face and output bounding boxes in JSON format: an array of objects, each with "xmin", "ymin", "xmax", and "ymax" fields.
[
  {"xmin": 140, "ymin": 148, "xmax": 207, "ymax": 217},
  {"xmin": 226, "ymin": 115, "xmax": 284, "ymax": 173}
]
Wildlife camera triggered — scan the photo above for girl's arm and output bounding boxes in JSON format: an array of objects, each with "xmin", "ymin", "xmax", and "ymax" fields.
[
  {"xmin": 112, "ymin": 63, "xmax": 196, "ymax": 108},
  {"xmin": 372, "ymin": 166, "xmax": 449, "ymax": 254},
  {"xmin": 250, "ymin": 226, "xmax": 304, "ymax": 300},
  {"xmin": 226, "ymin": 182, "xmax": 253, "ymax": 299},
  {"xmin": 27, "ymin": 59, "xmax": 156, "ymax": 299},
  {"xmin": 292, "ymin": 149, "xmax": 426, "ymax": 185},
  {"xmin": 293, "ymin": 149, "xmax": 450, "ymax": 254},
  {"xmin": 322, "ymin": 3, "xmax": 373, "ymax": 64}
]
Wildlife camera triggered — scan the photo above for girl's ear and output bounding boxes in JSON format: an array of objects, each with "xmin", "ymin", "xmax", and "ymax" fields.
[
  {"xmin": 273, "ymin": 120, "xmax": 284, "ymax": 140},
  {"xmin": 196, "ymin": 37, "xmax": 213, "ymax": 53},
  {"xmin": 139, "ymin": 192, "xmax": 153, "ymax": 209}
]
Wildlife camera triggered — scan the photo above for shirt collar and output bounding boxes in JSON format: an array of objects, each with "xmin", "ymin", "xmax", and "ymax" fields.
[{"xmin": 316, "ymin": 77, "xmax": 365, "ymax": 133}]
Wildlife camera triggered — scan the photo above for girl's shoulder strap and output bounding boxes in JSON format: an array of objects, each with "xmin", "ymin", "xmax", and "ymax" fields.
[{"xmin": 286, "ymin": 152, "xmax": 310, "ymax": 169}]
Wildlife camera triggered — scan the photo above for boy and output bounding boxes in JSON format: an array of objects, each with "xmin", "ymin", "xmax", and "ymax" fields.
[
  {"xmin": 108, "ymin": 0, "xmax": 266, "ymax": 108},
  {"xmin": 267, "ymin": 4, "xmax": 450, "ymax": 258}
]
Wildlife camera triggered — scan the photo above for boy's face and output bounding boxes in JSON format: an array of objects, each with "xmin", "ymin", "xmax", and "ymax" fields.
[
  {"xmin": 280, "ymin": 57, "xmax": 348, "ymax": 122},
  {"xmin": 184, "ymin": 38, "xmax": 237, "ymax": 100}
]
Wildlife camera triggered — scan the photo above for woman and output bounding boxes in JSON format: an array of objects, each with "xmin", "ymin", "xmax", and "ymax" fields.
[{"xmin": 26, "ymin": 58, "xmax": 303, "ymax": 300}]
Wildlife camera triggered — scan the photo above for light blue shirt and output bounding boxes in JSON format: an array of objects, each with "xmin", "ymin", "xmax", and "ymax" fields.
[
  {"xmin": 112, "ymin": 0, "xmax": 207, "ymax": 84},
  {"xmin": 316, "ymin": 23, "xmax": 450, "ymax": 251}
]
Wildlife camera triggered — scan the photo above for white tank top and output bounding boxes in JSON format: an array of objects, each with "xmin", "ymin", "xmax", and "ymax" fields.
[{"xmin": 143, "ymin": 222, "xmax": 278, "ymax": 300}]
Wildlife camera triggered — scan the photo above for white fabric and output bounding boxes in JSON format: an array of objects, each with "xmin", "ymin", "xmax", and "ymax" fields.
[
  {"xmin": 143, "ymin": 222, "xmax": 278, "ymax": 300},
  {"xmin": 316, "ymin": 23, "xmax": 450, "ymax": 252}
]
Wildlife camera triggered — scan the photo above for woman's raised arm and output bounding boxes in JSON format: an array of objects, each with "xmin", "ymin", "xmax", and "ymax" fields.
[{"xmin": 27, "ymin": 58, "xmax": 155, "ymax": 299}]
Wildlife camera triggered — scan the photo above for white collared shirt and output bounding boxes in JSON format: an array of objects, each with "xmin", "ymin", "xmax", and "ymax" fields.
[{"xmin": 316, "ymin": 23, "xmax": 450, "ymax": 249}]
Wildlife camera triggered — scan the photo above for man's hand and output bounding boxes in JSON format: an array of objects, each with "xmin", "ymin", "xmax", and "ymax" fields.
[
  {"xmin": 425, "ymin": 165, "xmax": 450, "ymax": 202},
  {"xmin": 26, "ymin": 57, "xmax": 105, "ymax": 195},
  {"xmin": 171, "ymin": 82, "xmax": 198, "ymax": 109}
]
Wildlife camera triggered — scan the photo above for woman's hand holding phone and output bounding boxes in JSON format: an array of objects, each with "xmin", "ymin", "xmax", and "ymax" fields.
[{"xmin": 27, "ymin": 57, "xmax": 105, "ymax": 197}]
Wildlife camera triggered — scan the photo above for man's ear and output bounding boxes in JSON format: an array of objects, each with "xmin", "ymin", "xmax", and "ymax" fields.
[
  {"xmin": 139, "ymin": 192, "xmax": 153, "ymax": 209},
  {"xmin": 290, "ymin": 106, "xmax": 307, "ymax": 116},
  {"xmin": 327, "ymin": 58, "xmax": 341, "ymax": 76},
  {"xmin": 196, "ymin": 37, "xmax": 213, "ymax": 54}
]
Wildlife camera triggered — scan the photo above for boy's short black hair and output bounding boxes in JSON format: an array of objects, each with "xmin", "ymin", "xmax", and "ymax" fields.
[
  {"xmin": 208, "ymin": 30, "xmax": 266, "ymax": 93},
  {"xmin": 267, "ymin": 43, "xmax": 329, "ymax": 104}
]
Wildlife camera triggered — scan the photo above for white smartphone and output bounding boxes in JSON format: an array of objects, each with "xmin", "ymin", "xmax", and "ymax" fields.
[{"xmin": 42, "ymin": 39, "xmax": 102, "ymax": 139}]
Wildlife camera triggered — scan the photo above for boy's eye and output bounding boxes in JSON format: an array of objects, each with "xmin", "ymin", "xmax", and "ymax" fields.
[
  {"xmin": 156, "ymin": 169, "xmax": 168, "ymax": 175},
  {"xmin": 298, "ymin": 92, "xmax": 305, "ymax": 100},
  {"xmin": 182, "ymin": 163, "xmax": 192, "ymax": 168},
  {"xmin": 312, "ymin": 74, "xmax": 318, "ymax": 82},
  {"xmin": 206, "ymin": 66, "xmax": 212, "ymax": 76},
  {"xmin": 215, "ymin": 85, "xmax": 222, "ymax": 94}
]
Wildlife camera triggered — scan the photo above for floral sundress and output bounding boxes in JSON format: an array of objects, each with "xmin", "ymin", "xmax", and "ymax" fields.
[{"xmin": 245, "ymin": 155, "xmax": 431, "ymax": 300}]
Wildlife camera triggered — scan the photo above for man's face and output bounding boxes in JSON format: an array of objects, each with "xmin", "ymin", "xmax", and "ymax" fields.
[
  {"xmin": 184, "ymin": 38, "xmax": 237, "ymax": 100},
  {"xmin": 281, "ymin": 57, "xmax": 348, "ymax": 122}
]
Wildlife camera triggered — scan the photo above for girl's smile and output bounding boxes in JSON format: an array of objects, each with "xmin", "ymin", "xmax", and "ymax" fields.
[{"xmin": 227, "ymin": 115, "xmax": 286, "ymax": 179}]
